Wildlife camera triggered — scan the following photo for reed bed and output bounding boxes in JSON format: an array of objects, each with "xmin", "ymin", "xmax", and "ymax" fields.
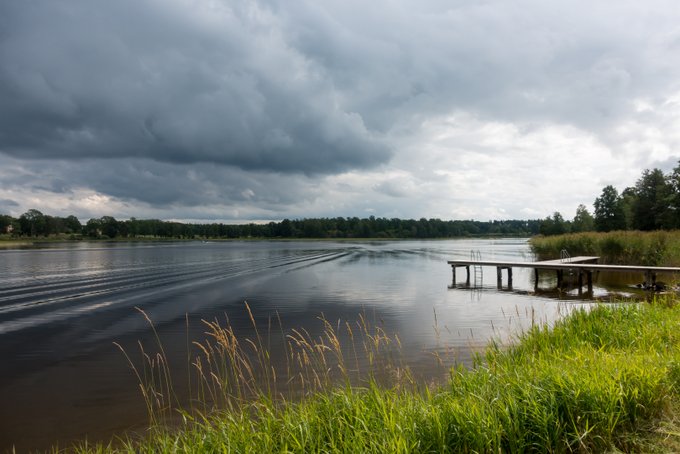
[
  {"xmin": 112, "ymin": 304, "xmax": 414, "ymax": 430},
  {"xmin": 530, "ymin": 230, "xmax": 680, "ymax": 266},
  {"xmin": 71, "ymin": 300, "xmax": 680, "ymax": 453}
]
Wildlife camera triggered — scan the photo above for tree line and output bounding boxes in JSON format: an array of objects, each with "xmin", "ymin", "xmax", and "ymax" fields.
[
  {"xmin": 0, "ymin": 211, "xmax": 542, "ymax": 239},
  {"xmin": 3, "ymin": 162, "xmax": 680, "ymax": 240},
  {"xmin": 538, "ymin": 161, "xmax": 680, "ymax": 235}
]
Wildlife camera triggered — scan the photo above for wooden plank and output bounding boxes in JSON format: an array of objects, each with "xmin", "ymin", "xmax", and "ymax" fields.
[
  {"xmin": 447, "ymin": 259, "xmax": 680, "ymax": 274},
  {"xmin": 535, "ymin": 256, "xmax": 600, "ymax": 265}
]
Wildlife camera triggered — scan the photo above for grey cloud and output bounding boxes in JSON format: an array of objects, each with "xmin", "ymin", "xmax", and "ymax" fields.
[
  {"xmin": 373, "ymin": 180, "xmax": 409, "ymax": 198},
  {"xmin": 2, "ymin": 156, "xmax": 322, "ymax": 217},
  {"xmin": 0, "ymin": 199, "xmax": 19, "ymax": 213},
  {"xmin": 0, "ymin": 0, "xmax": 390, "ymax": 174},
  {"xmin": 3, "ymin": 0, "xmax": 679, "ymax": 163},
  {"xmin": 275, "ymin": 0, "xmax": 680, "ymax": 134}
]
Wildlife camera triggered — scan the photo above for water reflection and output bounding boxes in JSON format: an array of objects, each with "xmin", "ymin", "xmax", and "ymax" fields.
[{"xmin": 0, "ymin": 238, "xmax": 642, "ymax": 451}]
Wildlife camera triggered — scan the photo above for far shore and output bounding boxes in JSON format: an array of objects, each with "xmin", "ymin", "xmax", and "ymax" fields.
[
  {"xmin": 0, "ymin": 235, "xmax": 527, "ymax": 250},
  {"xmin": 0, "ymin": 240, "xmax": 34, "ymax": 249}
]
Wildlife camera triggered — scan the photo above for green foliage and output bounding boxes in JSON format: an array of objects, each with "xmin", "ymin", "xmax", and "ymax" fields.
[
  {"xmin": 589, "ymin": 161, "xmax": 680, "ymax": 232},
  {"xmin": 539, "ymin": 211, "xmax": 570, "ymax": 236},
  {"xmin": 632, "ymin": 168, "xmax": 672, "ymax": 231},
  {"xmin": 72, "ymin": 302, "xmax": 680, "ymax": 453},
  {"xmin": 594, "ymin": 185, "xmax": 627, "ymax": 232},
  {"xmin": 1, "ymin": 210, "xmax": 544, "ymax": 239},
  {"xmin": 572, "ymin": 204, "xmax": 595, "ymax": 233}
]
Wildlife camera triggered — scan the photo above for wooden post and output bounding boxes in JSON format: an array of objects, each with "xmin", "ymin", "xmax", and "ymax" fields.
[
  {"xmin": 587, "ymin": 271, "xmax": 593, "ymax": 294},
  {"xmin": 465, "ymin": 266, "xmax": 470, "ymax": 286},
  {"xmin": 534, "ymin": 268, "xmax": 539, "ymax": 290},
  {"xmin": 507, "ymin": 267, "xmax": 513, "ymax": 289},
  {"xmin": 497, "ymin": 267, "xmax": 502, "ymax": 288},
  {"xmin": 452, "ymin": 266, "xmax": 456, "ymax": 284}
]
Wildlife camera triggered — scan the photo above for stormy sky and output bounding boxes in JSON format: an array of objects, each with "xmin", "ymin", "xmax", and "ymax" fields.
[{"xmin": 2, "ymin": 0, "xmax": 680, "ymax": 222}]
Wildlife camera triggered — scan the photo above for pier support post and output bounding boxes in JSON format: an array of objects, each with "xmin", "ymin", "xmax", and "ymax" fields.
[
  {"xmin": 496, "ymin": 267, "xmax": 513, "ymax": 289},
  {"xmin": 465, "ymin": 266, "xmax": 470, "ymax": 286},
  {"xmin": 644, "ymin": 270, "xmax": 657, "ymax": 289},
  {"xmin": 534, "ymin": 268, "xmax": 539, "ymax": 290}
]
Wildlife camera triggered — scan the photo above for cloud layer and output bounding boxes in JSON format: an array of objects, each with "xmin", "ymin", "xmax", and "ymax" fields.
[{"xmin": 2, "ymin": 0, "xmax": 680, "ymax": 221}]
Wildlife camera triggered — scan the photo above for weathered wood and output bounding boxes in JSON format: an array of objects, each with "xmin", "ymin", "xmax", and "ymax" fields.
[
  {"xmin": 448, "ymin": 259, "xmax": 680, "ymax": 274},
  {"xmin": 534, "ymin": 256, "xmax": 600, "ymax": 265},
  {"xmin": 448, "ymin": 256, "xmax": 680, "ymax": 291}
]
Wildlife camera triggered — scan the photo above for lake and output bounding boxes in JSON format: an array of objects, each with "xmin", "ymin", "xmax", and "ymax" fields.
[{"xmin": 0, "ymin": 238, "xmax": 631, "ymax": 451}]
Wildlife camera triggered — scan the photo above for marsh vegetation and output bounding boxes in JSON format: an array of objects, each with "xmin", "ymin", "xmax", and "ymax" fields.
[
  {"xmin": 70, "ymin": 300, "xmax": 680, "ymax": 453},
  {"xmin": 530, "ymin": 230, "xmax": 680, "ymax": 266}
]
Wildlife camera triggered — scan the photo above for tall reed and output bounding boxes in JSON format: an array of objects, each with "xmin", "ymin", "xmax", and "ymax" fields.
[
  {"xmin": 530, "ymin": 230, "xmax": 680, "ymax": 265},
  {"xmin": 76, "ymin": 299, "xmax": 680, "ymax": 453},
  {"xmin": 116, "ymin": 303, "xmax": 413, "ymax": 430}
]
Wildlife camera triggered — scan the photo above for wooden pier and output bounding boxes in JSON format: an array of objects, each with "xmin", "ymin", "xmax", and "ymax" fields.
[{"xmin": 447, "ymin": 256, "xmax": 680, "ymax": 293}]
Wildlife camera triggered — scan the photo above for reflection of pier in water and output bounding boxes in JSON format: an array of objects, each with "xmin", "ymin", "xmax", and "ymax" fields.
[{"xmin": 447, "ymin": 255, "xmax": 680, "ymax": 297}]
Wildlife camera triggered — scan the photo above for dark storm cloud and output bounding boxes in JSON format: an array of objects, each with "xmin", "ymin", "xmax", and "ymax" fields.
[
  {"xmin": 71, "ymin": 160, "xmax": 313, "ymax": 209},
  {"xmin": 274, "ymin": 0, "xmax": 680, "ymax": 135},
  {"xmin": 0, "ymin": 0, "xmax": 389, "ymax": 174},
  {"xmin": 5, "ymin": 0, "xmax": 672, "ymax": 176},
  {"xmin": 0, "ymin": 199, "xmax": 19, "ymax": 213},
  {"xmin": 1, "ymin": 155, "xmax": 319, "ymax": 217},
  {"xmin": 2, "ymin": 0, "xmax": 680, "ymax": 220}
]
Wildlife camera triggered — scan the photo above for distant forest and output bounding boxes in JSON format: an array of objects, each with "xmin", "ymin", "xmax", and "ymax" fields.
[
  {"xmin": 0, "ymin": 212, "xmax": 541, "ymax": 239},
  {"xmin": 3, "ymin": 163, "xmax": 680, "ymax": 239}
]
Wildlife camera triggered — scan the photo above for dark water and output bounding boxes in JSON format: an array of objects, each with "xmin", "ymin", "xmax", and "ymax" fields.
[{"xmin": 0, "ymin": 239, "xmax": 637, "ymax": 451}]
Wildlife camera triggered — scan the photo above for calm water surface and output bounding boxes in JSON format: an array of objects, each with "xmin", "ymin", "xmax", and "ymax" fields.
[{"xmin": 0, "ymin": 239, "xmax": 635, "ymax": 451}]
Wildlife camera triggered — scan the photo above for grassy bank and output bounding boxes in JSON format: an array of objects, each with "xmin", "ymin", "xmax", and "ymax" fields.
[
  {"xmin": 67, "ymin": 300, "xmax": 680, "ymax": 453},
  {"xmin": 0, "ymin": 239, "xmax": 33, "ymax": 248},
  {"xmin": 530, "ymin": 231, "xmax": 680, "ymax": 266}
]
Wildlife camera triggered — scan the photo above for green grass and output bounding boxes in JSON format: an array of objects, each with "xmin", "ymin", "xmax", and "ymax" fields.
[
  {"xmin": 63, "ymin": 300, "xmax": 680, "ymax": 453},
  {"xmin": 530, "ymin": 230, "xmax": 680, "ymax": 266}
]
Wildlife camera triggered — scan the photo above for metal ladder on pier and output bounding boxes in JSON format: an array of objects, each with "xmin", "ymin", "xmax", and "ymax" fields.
[
  {"xmin": 559, "ymin": 249, "xmax": 575, "ymax": 284},
  {"xmin": 470, "ymin": 249, "xmax": 483, "ymax": 285},
  {"xmin": 560, "ymin": 249, "xmax": 571, "ymax": 263}
]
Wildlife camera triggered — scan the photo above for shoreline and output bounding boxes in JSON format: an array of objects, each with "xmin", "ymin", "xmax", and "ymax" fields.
[{"xmin": 0, "ymin": 235, "xmax": 529, "ymax": 250}]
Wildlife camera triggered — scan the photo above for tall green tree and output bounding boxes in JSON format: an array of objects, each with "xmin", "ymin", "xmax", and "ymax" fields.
[
  {"xmin": 620, "ymin": 187, "xmax": 637, "ymax": 230},
  {"xmin": 19, "ymin": 209, "xmax": 46, "ymax": 236},
  {"xmin": 539, "ymin": 211, "xmax": 569, "ymax": 236},
  {"xmin": 666, "ymin": 161, "xmax": 680, "ymax": 229},
  {"xmin": 99, "ymin": 216, "xmax": 120, "ymax": 238},
  {"xmin": 631, "ymin": 168, "xmax": 671, "ymax": 230},
  {"xmin": 64, "ymin": 215, "xmax": 82, "ymax": 234},
  {"xmin": 572, "ymin": 204, "xmax": 595, "ymax": 232},
  {"xmin": 84, "ymin": 218, "xmax": 102, "ymax": 237},
  {"xmin": 594, "ymin": 185, "xmax": 626, "ymax": 232}
]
